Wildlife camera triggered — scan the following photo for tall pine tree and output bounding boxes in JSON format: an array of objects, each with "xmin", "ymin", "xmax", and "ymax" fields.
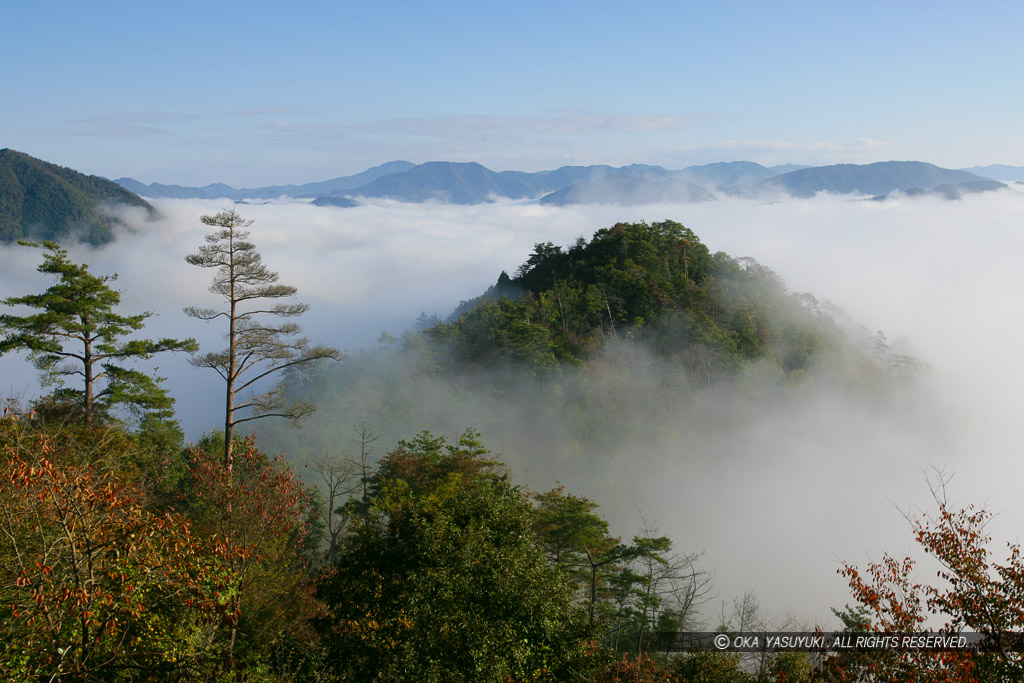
[{"xmin": 184, "ymin": 209, "xmax": 341, "ymax": 470}]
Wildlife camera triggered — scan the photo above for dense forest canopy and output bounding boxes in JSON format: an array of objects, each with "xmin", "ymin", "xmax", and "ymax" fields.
[{"xmin": 432, "ymin": 219, "xmax": 854, "ymax": 377}]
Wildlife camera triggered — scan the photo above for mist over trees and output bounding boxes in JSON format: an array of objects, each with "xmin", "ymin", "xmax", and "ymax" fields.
[
  {"xmin": 4, "ymin": 211, "xmax": 1016, "ymax": 681},
  {"xmin": 184, "ymin": 208, "xmax": 341, "ymax": 468},
  {"xmin": 258, "ymin": 219, "xmax": 918, "ymax": 487},
  {"xmin": 0, "ymin": 241, "xmax": 196, "ymax": 427}
]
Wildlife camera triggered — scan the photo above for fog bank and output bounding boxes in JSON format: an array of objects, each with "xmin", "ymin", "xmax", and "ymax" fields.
[{"xmin": 2, "ymin": 191, "xmax": 1022, "ymax": 625}]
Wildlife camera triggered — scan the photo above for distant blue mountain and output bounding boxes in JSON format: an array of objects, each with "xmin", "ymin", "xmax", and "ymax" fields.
[
  {"xmin": 962, "ymin": 165, "xmax": 1024, "ymax": 182},
  {"xmin": 544, "ymin": 161, "xmax": 997, "ymax": 205},
  {"xmin": 768, "ymin": 164, "xmax": 811, "ymax": 174},
  {"xmin": 330, "ymin": 161, "xmax": 678, "ymax": 204},
  {"xmin": 339, "ymin": 161, "xmax": 538, "ymax": 204},
  {"xmin": 507, "ymin": 163, "xmax": 672, "ymax": 191},
  {"xmin": 533, "ymin": 162, "xmax": 784, "ymax": 206},
  {"xmin": 538, "ymin": 175, "xmax": 712, "ymax": 206},
  {"xmin": 676, "ymin": 161, "xmax": 779, "ymax": 186},
  {"xmin": 870, "ymin": 179, "xmax": 1009, "ymax": 201},
  {"xmin": 750, "ymin": 161, "xmax": 986, "ymax": 198},
  {"xmin": 114, "ymin": 160, "xmax": 416, "ymax": 200},
  {"xmin": 113, "ymin": 159, "xmax": 1005, "ymax": 206},
  {"xmin": 334, "ymin": 161, "xmax": 785, "ymax": 205},
  {"xmin": 311, "ymin": 195, "xmax": 361, "ymax": 208}
]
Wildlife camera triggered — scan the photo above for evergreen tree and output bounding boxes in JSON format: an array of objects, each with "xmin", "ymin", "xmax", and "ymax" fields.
[
  {"xmin": 0, "ymin": 241, "xmax": 196, "ymax": 424},
  {"xmin": 184, "ymin": 209, "xmax": 341, "ymax": 470},
  {"xmin": 316, "ymin": 431, "xmax": 592, "ymax": 681}
]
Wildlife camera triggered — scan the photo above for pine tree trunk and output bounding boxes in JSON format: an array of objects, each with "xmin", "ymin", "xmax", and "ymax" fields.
[
  {"xmin": 225, "ymin": 232, "xmax": 237, "ymax": 474},
  {"xmin": 83, "ymin": 313, "xmax": 93, "ymax": 424}
]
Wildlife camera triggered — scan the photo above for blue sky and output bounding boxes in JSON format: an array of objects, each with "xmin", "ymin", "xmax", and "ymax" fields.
[{"xmin": 6, "ymin": 1, "xmax": 1023, "ymax": 186}]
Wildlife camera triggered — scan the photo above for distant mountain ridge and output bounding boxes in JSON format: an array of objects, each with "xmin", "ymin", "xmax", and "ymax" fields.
[
  {"xmin": 340, "ymin": 161, "xmax": 538, "ymax": 204},
  {"xmin": 4, "ymin": 151, "xmax": 1012, "ymax": 249},
  {"xmin": 116, "ymin": 160, "xmax": 781, "ymax": 205},
  {"xmin": 115, "ymin": 160, "xmax": 416, "ymax": 201},
  {"xmin": 0, "ymin": 149, "xmax": 152, "ymax": 244},
  {"xmin": 539, "ymin": 175, "xmax": 713, "ymax": 206},
  {"xmin": 748, "ymin": 161, "xmax": 985, "ymax": 198},
  {"xmin": 328, "ymin": 161, "xmax": 690, "ymax": 204},
  {"xmin": 114, "ymin": 159, "xmax": 1011, "ymax": 207},
  {"xmin": 539, "ymin": 161, "xmax": 783, "ymax": 205},
  {"xmin": 117, "ymin": 161, "xmax": 683, "ymax": 205},
  {"xmin": 870, "ymin": 179, "xmax": 1008, "ymax": 201},
  {"xmin": 962, "ymin": 164, "xmax": 1024, "ymax": 182},
  {"xmin": 675, "ymin": 161, "xmax": 779, "ymax": 186}
]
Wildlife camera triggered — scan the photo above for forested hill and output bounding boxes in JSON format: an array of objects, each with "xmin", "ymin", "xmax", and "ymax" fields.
[
  {"xmin": 424, "ymin": 220, "xmax": 910, "ymax": 384},
  {"xmin": 262, "ymin": 218, "xmax": 916, "ymax": 488},
  {"xmin": 0, "ymin": 149, "xmax": 152, "ymax": 244}
]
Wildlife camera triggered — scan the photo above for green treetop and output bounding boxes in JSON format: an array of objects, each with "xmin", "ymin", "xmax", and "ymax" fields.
[
  {"xmin": 0, "ymin": 241, "xmax": 197, "ymax": 424},
  {"xmin": 316, "ymin": 430, "xmax": 593, "ymax": 681}
]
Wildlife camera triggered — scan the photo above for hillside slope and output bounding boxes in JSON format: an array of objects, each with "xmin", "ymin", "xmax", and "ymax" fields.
[{"xmin": 1, "ymin": 149, "xmax": 152, "ymax": 244}]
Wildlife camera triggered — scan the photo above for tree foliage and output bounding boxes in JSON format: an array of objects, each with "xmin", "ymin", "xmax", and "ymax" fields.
[
  {"xmin": 181, "ymin": 437, "xmax": 321, "ymax": 675},
  {"xmin": 532, "ymin": 485, "xmax": 620, "ymax": 626},
  {"xmin": 0, "ymin": 211, "xmax": 940, "ymax": 681},
  {"xmin": 315, "ymin": 430, "xmax": 593, "ymax": 682},
  {"xmin": 823, "ymin": 475, "xmax": 1024, "ymax": 682},
  {"xmin": 399, "ymin": 218, "xmax": 911, "ymax": 407},
  {"xmin": 427, "ymin": 220, "xmax": 836, "ymax": 380},
  {"xmin": 0, "ymin": 241, "xmax": 196, "ymax": 426},
  {"xmin": 184, "ymin": 208, "xmax": 341, "ymax": 469},
  {"xmin": 0, "ymin": 417, "xmax": 233, "ymax": 681},
  {"xmin": 0, "ymin": 148, "xmax": 152, "ymax": 245},
  {"xmin": 258, "ymin": 219, "xmax": 915, "ymax": 489}
]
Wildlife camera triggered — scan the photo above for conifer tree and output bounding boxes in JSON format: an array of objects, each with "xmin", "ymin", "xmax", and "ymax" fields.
[
  {"xmin": 0, "ymin": 241, "xmax": 197, "ymax": 424},
  {"xmin": 184, "ymin": 209, "xmax": 341, "ymax": 469}
]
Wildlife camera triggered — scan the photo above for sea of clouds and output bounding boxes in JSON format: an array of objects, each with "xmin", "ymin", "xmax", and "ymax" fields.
[{"xmin": 2, "ymin": 190, "xmax": 1022, "ymax": 626}]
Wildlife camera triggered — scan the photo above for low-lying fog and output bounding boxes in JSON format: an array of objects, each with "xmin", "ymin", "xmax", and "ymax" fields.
[{"xmin": 2, "ymin": 190, "xmax": 1022, "ymax": 627}]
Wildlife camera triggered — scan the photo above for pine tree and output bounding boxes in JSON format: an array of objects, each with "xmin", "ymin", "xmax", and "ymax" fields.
[
  {"xmin": 0, "ymin": 241, "xmax": 197, "ymax": 424},
  {"xmin": 184, "ymin": 209, "xmax": 341, "ymax": 470}
]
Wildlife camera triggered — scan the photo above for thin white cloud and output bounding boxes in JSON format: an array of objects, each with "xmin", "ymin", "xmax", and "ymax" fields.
[
  {"xmin": 250, "ymin": 113, "xmax": 716, "ymax": 165},
  {"xmin": 653, "ymin": 137, "xmax": 894, "ymax": 169},
  {"xmin": 695, "ymin": 137, "xmax": 889, "ymax": 153},
  {"xmin": 66, "ymin": 112, "xmax": 195, "ymax": 137},
  {"xmin": 262, "ymin": 113, "xmax": 713, "ymax": 139},
  {"xmin": 229, "ymin": 107, "xmax": 310, "ymax": 117},
  {"xmin": 266, "ymin": 120, "xmax": 345, "ymax": 131},
  {"xmin": 358, "ymin": 113, "xmax": 714, "ymax": 137}
]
